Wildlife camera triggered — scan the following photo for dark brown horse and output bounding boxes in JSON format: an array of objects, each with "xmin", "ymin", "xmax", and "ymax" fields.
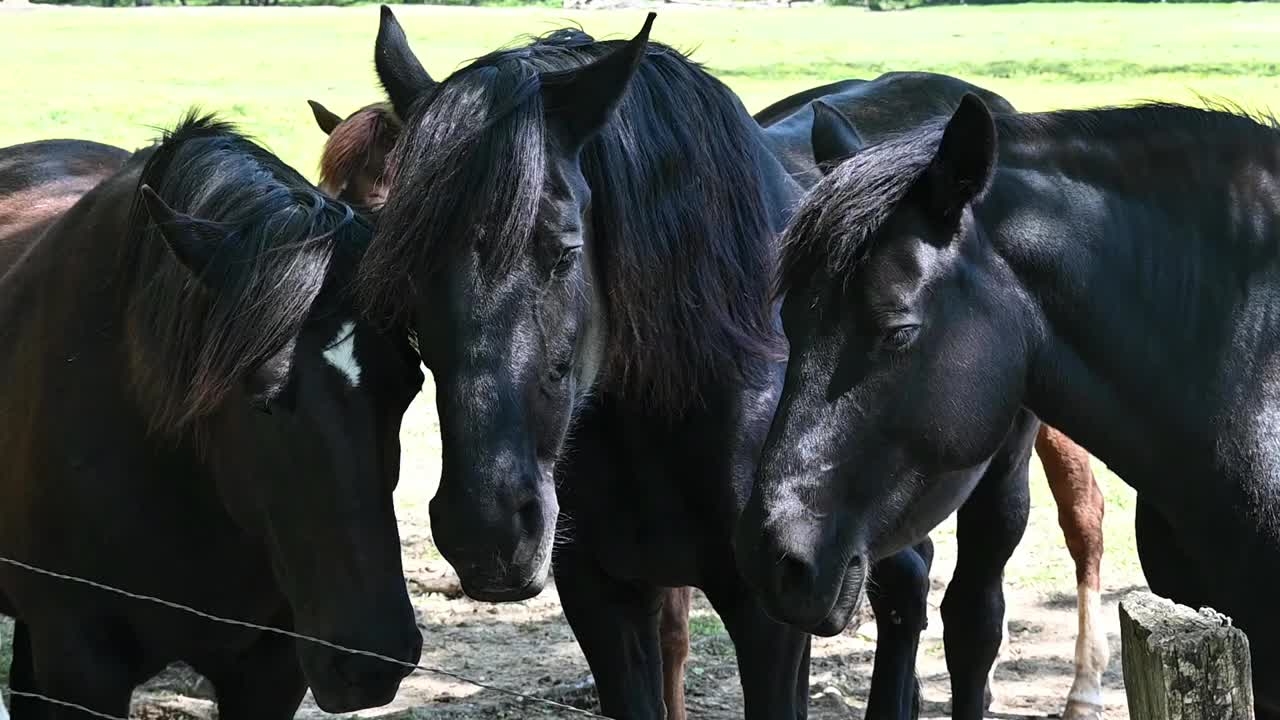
[
  {"xmin": 0, "ymin": 138, "xmax": 131, "ymax": 720},
  {"xmin": 0, "ymin": 116, "xmax": 424, "ymax": 717}
]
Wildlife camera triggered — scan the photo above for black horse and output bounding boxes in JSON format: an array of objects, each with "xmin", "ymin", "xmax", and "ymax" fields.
[
  {"xmin": 0, "ymin": 116, "xmax": 424, "ymax": 718},
  {"xmin": 740, "ymin": 94, "xmax": 1280, "ymax": 717},
  {"xmin": 365, "ymin": 14, "xmax": 810, "ymax": 717},
  {"xmin": 758, "ymin": 79, "xmax": 1047, "ymax": 720},
  {"xmin": 365, "ymin": 8, "xmax": 1039, "ymax": 717}
]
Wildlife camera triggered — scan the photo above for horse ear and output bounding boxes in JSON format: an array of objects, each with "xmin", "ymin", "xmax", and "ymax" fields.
[
  {"xmin": 140, "ymin": 185, "xmax": 228, "ymax": 288},
  {"xmin": 810, "ymin": 100, "xmax": 864, "ymax": 174},
  {"xmin": 375, "ymin": 5, "xmax": 436, "ymax": 120},
  {"xmin": 540, "ymin": 12, "xmax": 655, "ymax": 153},
  {"xmin": 308, "ymin": 100, "xmax": 343, "ymax": 135},
  {"xmin": 921, "ymin": 93, "xmax": 997, "ymax": 221}
]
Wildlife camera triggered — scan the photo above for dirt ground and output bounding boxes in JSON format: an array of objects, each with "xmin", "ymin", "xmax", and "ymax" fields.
[{"xmin": 6, "ymin": 391, "xmax": 1146, "ymax": 718}]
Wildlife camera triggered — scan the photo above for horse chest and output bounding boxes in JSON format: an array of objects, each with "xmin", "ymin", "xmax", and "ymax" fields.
[{"xmin": 580, "ymin": 472, "xmax": 732, "ymax": 587}]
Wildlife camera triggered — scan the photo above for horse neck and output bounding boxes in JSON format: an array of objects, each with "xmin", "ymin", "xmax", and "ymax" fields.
[
  {"xmin": 988, "ymin": 133, "xmax": 1280, "ymax": 485},
  {"xmin": 0, "ymin": 170, "xmax": 148, "ymax": 450}
]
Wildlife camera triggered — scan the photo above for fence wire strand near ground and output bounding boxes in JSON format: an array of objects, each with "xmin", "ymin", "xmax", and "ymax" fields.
[{"xmin": 0, "ymin": 554, "xmax": 610, "ymax": 719}]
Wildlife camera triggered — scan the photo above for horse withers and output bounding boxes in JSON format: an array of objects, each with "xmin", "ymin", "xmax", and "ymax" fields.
[
  {"xmin": 0, "ymin": 139, "xmax": 131, "ymax": 267},
  {"xmin": 0, "ymin": 115, "xmax": 424, "ymax": 717},
  {"xmin": 740, "ymin": 94, "xmax": 1280, "ymax": 717}
]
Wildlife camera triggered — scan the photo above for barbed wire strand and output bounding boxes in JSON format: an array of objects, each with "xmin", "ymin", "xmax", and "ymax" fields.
[
  {"xmin": 4, "ymin": 688, "xmax": 131, "ymax": 720},
  {"xmin": 0, "ymin": 555, "xmax": 608, "ymax": 719}
]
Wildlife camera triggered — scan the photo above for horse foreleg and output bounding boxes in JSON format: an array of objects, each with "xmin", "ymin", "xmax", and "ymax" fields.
[
  {"xmin": 703, "ymin": 580, "xmax": 810, "ymax": 720},
  {"xmin": 658, "ymin": 587, "xmax": 692, "ymax": 720},
  {"xmin": 556, "ymin": 546, "xmax": 667, "ymax": 719},
  {"xmin": 942, "ymin": 412, "xmax": 1035, "ymax": 720},
  {"xmin": 1037, "ymin": 425, "xmax": 1108, "ymax": 720},
  {"xmin": 15, "ymin": 620, "xmax": 135, "ymax": 719},
  {"xmin": 864, "ymin": 540, "xmax": 933, "ymax": 720},
  {"xmin": 193, "ymin": 612, "xmax": 307, "ymax": 720}
]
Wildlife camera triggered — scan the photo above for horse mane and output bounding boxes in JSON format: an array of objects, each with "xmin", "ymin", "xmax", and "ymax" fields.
[
  {"xmin": 365, "ymin": 29, "xmax": 782, "ymax": 412},
  {"xmin": 123, "ymin": 111, "xmax": 369, "ymax": 433},
  {"xmin": 778, "ymin": 100, "xmax": 1280, "ymax": 296},
  {"xmin": 997, "ymin": 100, "xmax": 1280, "ymax": 146},
  {"xmin": 318, "ymin": 102, "xmax": 402, "ymax": 197}
]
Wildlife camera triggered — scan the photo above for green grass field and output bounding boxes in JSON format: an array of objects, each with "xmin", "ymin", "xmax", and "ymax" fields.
[
  {"xmin": 3, "ymin": 2, "xmax": 1279, "ymax": 177},
  {"xmin": 2, "ymin": 3, "xmax": 1271, "ymax": 677}
]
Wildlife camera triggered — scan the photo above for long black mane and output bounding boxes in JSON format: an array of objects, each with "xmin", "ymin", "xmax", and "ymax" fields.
[
  {"xmin": 364, "ymin": 28, "xmax": 782, "ymax": 411},
  {"xmin": 123, "ymin": 113, "xmax": 369, "ymax": 432},
  {"xmin": 778, "ymin": 102, "xmax": 1280, "ymax": 296}
]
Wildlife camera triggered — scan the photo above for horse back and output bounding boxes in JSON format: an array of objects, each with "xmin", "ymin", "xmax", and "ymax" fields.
[
  {"xmin": 760, "ymin": 72, "xmax": 1016, "ymax": 187},
  {"xmin": 0, "ymin": 139, "xmax": 131, "ymax": 273}
]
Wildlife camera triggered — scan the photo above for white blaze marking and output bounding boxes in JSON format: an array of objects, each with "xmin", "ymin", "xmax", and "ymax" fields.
[
  {"xmin": 323, "ymin": 321, "xmax": 362, "ymax": 388},
  {"xmin": 1064, "ymin": 585, "xmax": 1108, "ymax": 717}
]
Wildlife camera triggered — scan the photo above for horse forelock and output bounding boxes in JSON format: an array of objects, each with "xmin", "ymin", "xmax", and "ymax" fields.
[{"xmin": 318, "ymin": 102, "xmax": 402, "ymax": 198}]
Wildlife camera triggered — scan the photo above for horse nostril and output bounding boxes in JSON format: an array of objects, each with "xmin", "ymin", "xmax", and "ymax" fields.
[
  {"xmin": 516, "ymin": 495, "xmax": 540, "ymax": 525},
  {"xmin": 511, "ymin": 473, "xmax": 544, "ymax": 525},
  {"xmin": 777, "ymin": 553, "xmax": 819, "ymax": 597}
]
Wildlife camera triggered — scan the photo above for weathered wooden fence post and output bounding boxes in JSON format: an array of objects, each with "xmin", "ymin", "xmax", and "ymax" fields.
[{"xmin": 1120, "ymin": 591, "xmax": 1254, "ymax": 720}]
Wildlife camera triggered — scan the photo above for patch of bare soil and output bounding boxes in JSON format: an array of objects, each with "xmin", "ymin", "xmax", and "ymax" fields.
[{"xmin": 127, "ymin": 568, "xmax": 1138, "ymax": 719}]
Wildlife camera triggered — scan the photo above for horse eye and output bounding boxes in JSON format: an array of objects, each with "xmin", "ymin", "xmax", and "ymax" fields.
[
  {"xmin": 881, "ymin": 325, "xmax": 919, "ymax": 351},
  {"xmin": 548, "ymin": 359, "xmax": 572, "ymax": 382},
  {"xmin": 553, "ymin": 246, "xmax": 581, "ymax": 276}
]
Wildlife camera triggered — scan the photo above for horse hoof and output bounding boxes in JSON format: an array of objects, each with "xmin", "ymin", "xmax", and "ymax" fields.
[{"xmin": 1063, "ymin": 700, "xmax": 1105, "ymax": 720}]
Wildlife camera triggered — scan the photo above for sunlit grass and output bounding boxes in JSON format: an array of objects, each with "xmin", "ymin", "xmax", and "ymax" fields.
[{"xmin": 3, "ymin": 2, "xmax": 1278, "ymax": 181}]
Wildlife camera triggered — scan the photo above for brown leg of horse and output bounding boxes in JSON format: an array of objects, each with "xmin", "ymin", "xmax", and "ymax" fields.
[
  {"xmin": 659, "ymin": 587, "xmax": 692, "ymax": 720},
  {"xmin": 1036, "ymin": 425, "xmax": 1108, "ymax": 720}
]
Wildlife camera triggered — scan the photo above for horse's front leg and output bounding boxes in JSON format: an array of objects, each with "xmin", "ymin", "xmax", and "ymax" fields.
[
  {"xmin": 864, "ymin": 540, "xmax": 933, "ymax": 720},
  {"xmin": 1037, "ymin": 425, "xmax": 1108, "ymax": 720},
  {"xmin": 941, "ymin": 413, "xmax": 1036, "ymax": 720},
  {"xmin": 555, "ymin": 543, "xmax": 667, "ymax": 720},
  {"xmin": 192, "ymin": 611, "xmax": 307, "ymax": 720},
  {"xmin": 704, "ymin": 579, "xmax": 811, "ymax": 720},
  {"xmin": 14, "ymin": 619, "xmax": 136, "ymax": 719}
]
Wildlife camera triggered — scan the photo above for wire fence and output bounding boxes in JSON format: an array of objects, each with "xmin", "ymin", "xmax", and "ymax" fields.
[{"xmin": 0, "ymin": 554, "xmax": 609, "ymax": 719}]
